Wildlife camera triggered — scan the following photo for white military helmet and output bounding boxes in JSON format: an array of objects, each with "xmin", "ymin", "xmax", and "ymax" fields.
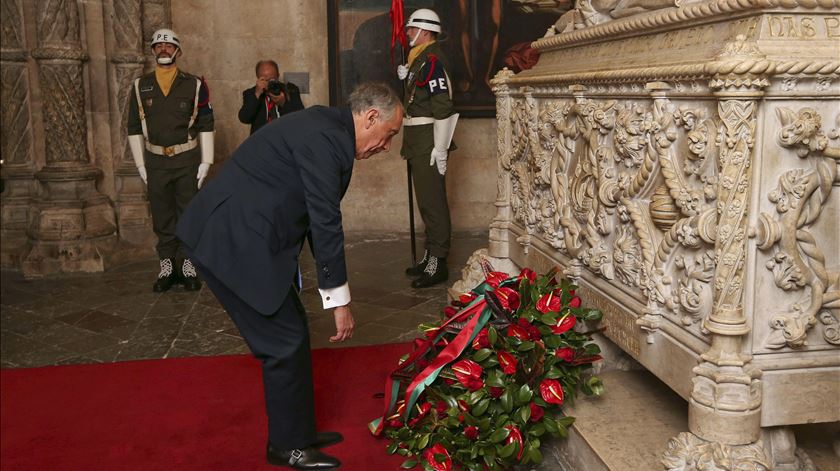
[
  {"xmin": 150, "ymin": 28, "xmax": 181, "ymax": 49},
  {"xmin": 406, "ymin": 8, "xmax": 441, "ymax": 34}
]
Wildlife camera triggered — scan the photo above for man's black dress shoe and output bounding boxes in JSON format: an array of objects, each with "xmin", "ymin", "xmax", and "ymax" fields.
[
  {"xmin": 178, "ymin": 258, "xmax": 202, "ymax": 291},
  {"xmin": 313, "ymin": 431, "xmax": 343, "ymax": 448},
  {"xmin": 266, "ymin": 444, "xmax": 340, "ymax": 469},
  {"xmin": 152, "ymin": 258, "xmax": 177, "ymax": 293}
]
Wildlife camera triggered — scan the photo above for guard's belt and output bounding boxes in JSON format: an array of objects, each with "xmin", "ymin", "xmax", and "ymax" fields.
[
  {"xmin": 403, "ymin": 116, "xmax": 435, "ymax": 126},
  {"xmin": 144, "ymin": 139, "xmax": 198, "ymax": 156}
]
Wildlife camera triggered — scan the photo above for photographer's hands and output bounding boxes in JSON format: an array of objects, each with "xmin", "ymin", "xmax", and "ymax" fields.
[{"xmin": 255, "ymin": 77, "xmax": 268, "ymax": 97}]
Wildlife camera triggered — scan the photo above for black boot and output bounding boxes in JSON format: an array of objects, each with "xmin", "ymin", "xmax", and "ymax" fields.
[
  {"xmin": 405, "ymin": 250, "xmax": 430, "ymax": 277},
  {"xmin": 152, "ymin": 258, "xmax": 177, "ymax": 292},
  {"xmin": 179, "ymin": 258, "xmax": 202, "ymax": 291},
  {"xmin": 266, "ymin": 443, "xmax": 340, "ymax": 469},
  {"xmin": 411, "ymin": 255, "xmax": 448, "ymax": 288}
]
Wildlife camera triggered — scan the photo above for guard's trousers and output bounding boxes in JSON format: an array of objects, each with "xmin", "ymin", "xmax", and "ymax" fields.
[
  {"xmin": 403, "ymin": 124, "xmax": 451, "ymax": 258},
  {"xmin": 147, "ymin": 163, "xmax": 200, "ymax": 259},
  {"xmin": 195, "ymin": 261, "xmax": 317, "ymax": 450}
]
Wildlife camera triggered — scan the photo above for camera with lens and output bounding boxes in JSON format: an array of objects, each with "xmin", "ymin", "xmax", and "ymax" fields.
[{"xmin": 267, "ymin": 79, "xmax": 286, "ymax": 96}]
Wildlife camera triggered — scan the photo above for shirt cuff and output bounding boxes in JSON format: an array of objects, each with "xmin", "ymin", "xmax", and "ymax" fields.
[{"xmin": 319, "ymin": 283, "xmax": 351, "ymax": 309}]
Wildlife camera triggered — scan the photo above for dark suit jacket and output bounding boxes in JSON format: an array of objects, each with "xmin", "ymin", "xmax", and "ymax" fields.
[
  {"xmin": 238, "ymin": 83, "xmax": 305, "ymax": 135},
  {"xmin": 177, "ymin": 106, "xmax": 355, "ymax": 315}
]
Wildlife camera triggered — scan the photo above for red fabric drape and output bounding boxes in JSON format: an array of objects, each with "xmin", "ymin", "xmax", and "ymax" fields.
[{"xmin": 389, "ymin": 0, "xmax": 406, "ymax": 65}]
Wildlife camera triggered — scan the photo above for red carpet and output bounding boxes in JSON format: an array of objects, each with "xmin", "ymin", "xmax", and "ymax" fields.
[{"xmin": 1, "ymin": 343, "xmax": 408, "ymax": 470}]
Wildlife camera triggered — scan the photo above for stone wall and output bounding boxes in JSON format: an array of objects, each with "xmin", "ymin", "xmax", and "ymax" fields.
[{"xmin": 171, "ymin": 0, "xmax": 497, "ymax": 233}]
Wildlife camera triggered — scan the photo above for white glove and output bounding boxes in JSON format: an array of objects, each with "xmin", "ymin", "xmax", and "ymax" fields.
[
  {"xmin": 397, "ymin": 64, "xmax": 409, "ymax": 80},
  {"xmin": 430, "ymin": 148, "xmax": 448, "ymax": 176},
  {"xmin": 196, "ymin": 162, "xmax": 210, "ymax": 189},
  {"xmin": 137, "ymin": 165, "xmax": 147, "ymax": 185}
]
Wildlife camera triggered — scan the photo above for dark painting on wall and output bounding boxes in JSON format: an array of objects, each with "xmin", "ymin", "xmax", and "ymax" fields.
[{"xmin": 328, "ymin": 0, "xmax": 562, "ymax": 117}]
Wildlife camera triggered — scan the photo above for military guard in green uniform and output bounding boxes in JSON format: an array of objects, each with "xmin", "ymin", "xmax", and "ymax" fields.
[
  {"xmin": 127, "ymin": 29, "xmax": 215, "ymax": 293},
  {"xmin": 399, "ymin": 8, "xmax": 459, "ymax": 288}
]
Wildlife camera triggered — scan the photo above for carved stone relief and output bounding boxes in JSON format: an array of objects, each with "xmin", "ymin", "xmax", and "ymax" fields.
[
  {"xmin": 754, "ymin": 107, "xmax": 840, "ymax": 349},
  {"xmin": 500, "ymin": 85, "xmax": 722, "ymax": 338}
]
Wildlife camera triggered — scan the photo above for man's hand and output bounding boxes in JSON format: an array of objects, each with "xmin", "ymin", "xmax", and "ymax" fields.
[
  {"xmin": 397, "ymin": 64, "xmax": 409, "ymax": 80},
  {"xmin": 269, "ymin": 91, "xmax": 286, "ymax": 106},
  {"xmin": 330, "ymin": 304, "xmax": 355, "ymax": 343},
  {"xmin": 430, "ymin": 148, "xmax": 448, "ymax": 176},
  {"xmin": 196, "ymin": 162, "xmax": 210, "ymax": 188},
  {"xmin": 255, "ymin": 77, "xmax": 268, "ymax": 97}
]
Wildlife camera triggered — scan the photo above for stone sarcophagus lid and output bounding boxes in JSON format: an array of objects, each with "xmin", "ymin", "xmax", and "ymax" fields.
[{"xmin": 483, "ymin": 0, "xmax": 839, "ymax": 468}]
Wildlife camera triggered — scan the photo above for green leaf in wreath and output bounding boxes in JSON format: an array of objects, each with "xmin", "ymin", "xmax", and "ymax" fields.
[
  {"xmin": 500, "ymin": 391, "xmax": 513, "ymax": 413},
  {"xmin": 584, "ymin": 309, "xmax": 603, "ymax": 321},
  {"xmin": 528, "ymin": 423, "xmax": 546, "ymax": 437},
  {"xmin": 517, "ymin": 405, "xmax": 532, "ymax": 424},
  {"xmin": 472, "ymin": 398, "xmax": 491, "ymax": 416},
  {"xmin": 489, "ymin": 427, "xmax": 510, "ymax": 443},
  {"xmin": 557, "ymin": 415, "xmax": 576, "ymax": 427},
  {"xmin": 387, "ymin": 441, "xmax": 399, "ymax": 454},
  {"xmin": 556, "ymin": 423, "xmax": 569, "ymax": 438},
  {"xmin": 586, "ymin": 376, "xmax": 604, "ymax": 396},
  {"xmin": 400, "ymin": 458, "xmax": 418, "ymax": 469},
  {"xmin": 517, "ymin": 341, "xmax": 536, "ymax": 352},
  {"xmin": 539, "ymin": 313, "xmax": 558, "ymax": 326},
  {"xmin": 515, "ymin": 384, "xmax": 533, "ymax": 404},
  {"xmin": 543, "ymin": 416, "xmax": 558, "ymax": 433},
  {"xmin": 485, "ymin": 370, "xmax": 505, "ymax": 388},
  {"xmin": 488, "ymin": 327, "xmax": 498, "ymax": 345},
  {"xmin": 473, "ymin": 348, "xmax": 493, "ymax": 363},
  {"xmin": 417, "ymin": 433, "xmax": 430, "ymax": 450},
  {"xmin": 527, "ymin": 446, "xmax": 543, "ymax": 464},
  {"xmin": 498, "ymin": 441, "xmax": 517, "ymax": 459}
]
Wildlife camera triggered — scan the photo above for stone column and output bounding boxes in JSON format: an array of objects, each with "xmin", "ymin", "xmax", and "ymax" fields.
[
  {"xmin": 0, "ymin": 0, "xmax": 36, "ymax": 267},
  {"xmin": 23, "ymin": 0, "xmax": 117, "ymax": 276},
  {"xmin": 110, "ymin": 0, "xmax": 154, "ymax": 249},
  {"xmin": 488, "ymin": 68, "xmax": 515, "ymax": 260},
  {"xmin": 141, "ymin": 0, "xmax": 170, "ymax": 70},
  {"xmin": 664, "ymin": 36, "xmax": 770, "ymax": 469}
]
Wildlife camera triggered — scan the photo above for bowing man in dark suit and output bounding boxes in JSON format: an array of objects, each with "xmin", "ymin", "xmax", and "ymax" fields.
[{"xmin": 177, "ymin": 82, "xmax": 403, "ymax": 470}]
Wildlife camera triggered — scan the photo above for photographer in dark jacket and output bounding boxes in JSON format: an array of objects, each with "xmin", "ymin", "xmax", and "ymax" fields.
[{"xmin": 238, "ymin": 60, "xmax": 304, "ymax": 134}]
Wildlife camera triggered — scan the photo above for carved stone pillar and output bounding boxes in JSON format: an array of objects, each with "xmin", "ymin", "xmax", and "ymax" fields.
[
  {"xmin": 110, "ymin": 0, "xmax": 154, "ymax": 249},
  {"xmin": 488, "ymin": 68, "xmax": 515, "ymax": 261},
  {"xmin": 0, "ymin": 0, "xmax": 36, "ymax": 267},
  {"xmin": 665, "ymin": 37, "xmax": 770, "ymax": 469},
  {"xmin": 23, "ymin": 0, "xmax": 117, "ymax": 276},
  {"xmin": 140, "ymin": 0, "xmax": 170, "ymax": 70}
]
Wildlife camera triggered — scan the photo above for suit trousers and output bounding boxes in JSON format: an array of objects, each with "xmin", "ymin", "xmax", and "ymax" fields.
[
  {"xmin": 403, "ymin": 124, "xmax": 451, "ymax": 258},
  {"xmin": 195, "ymin": 261, "xmax": 317, "ymax": 450},
  {"xmin": 147, "ymin": 163, "xmax": 200, "ymax": 259}
]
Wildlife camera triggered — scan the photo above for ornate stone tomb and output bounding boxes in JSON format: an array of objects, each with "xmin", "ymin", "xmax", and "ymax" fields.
[{"xmin": 483, "ymin": 0, "xmax": 839, "ymax": 468}]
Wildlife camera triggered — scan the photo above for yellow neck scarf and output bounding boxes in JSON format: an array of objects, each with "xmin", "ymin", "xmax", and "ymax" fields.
[
  {"xmin": 407, "ymin": 40, "xmax": 435, "ymax": 69},
  {"xmin": 155, "ymin": 66, "xmax": 178, "ymax": 97}
]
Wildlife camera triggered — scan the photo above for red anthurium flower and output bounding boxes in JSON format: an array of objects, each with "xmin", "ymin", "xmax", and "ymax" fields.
[
  {"xmin": 425, "ymin": 327, "xmax": 439, "ymax": 339},
  {"xmin": 529, "ymin": 402, "xmax": 544, "ymax": 422},
  {"xmin": 443, "ymin": 305, "xmax": 459, "ymax": 318},
  {"xmin": 555, "ymin": 347, "xmax": 575, "ymax": 362},
  {"xmin": 485, "ymin": 271, "xmax": 509, "ymax": 288},
  {"xmin": 539, "ymin": 379, "xmax": 565, "ymax": 406},
  {"xmin": 569, "ymin": 296, "xmax": 582, "ymax": 308},
  {"xmin": 436, "ymin": 401, "xmax": 448, "ymax": 419},
  {"xmin": 536, "ymin": 292, "xmax": 562, "ymax": 314},
  {"xmin": 504, "ymin": 425, "xmax": 525, "ymax": 460},
  {"xmin": 497, "ymin": 350, "xmax": 518, "ymax": 375},
  {"xmin": 423, "ymin": 443, "xmax": 453, "ymax": 471},
  {"xmin": 507, "ymin": 324, "xmax": 530, "ymax": 341},
  {"xmin": 569, "ymin": 289, "xmax": 575, "ymax": 296},
  {"xmin": 452, "ymin": 359, "xmax": 484, "ymax": 390},
  {"xmin": 472, "ymin": 328, "xmax": 490, "ymax": 350},
  {"xmin": 412, "ymin": 337, "xmax": 426, "ymax": 351},
  {"xmin": 458, "ymin": 292, "xmax": 477, "ymax": 305},
  {"xmin": 518, "ymin": 268, "xmax": 537, "ymax": 282},
  {"xmin": 551, "ymin": 314, "xmax": 576, "ymax": 335},
  {"xmin": 517, "ymin": 318, "xmax": 542, "ymax": 341},
  {"xmin": 489, "ymin": 386, "xmax": 504, "ymax": 398},
  {"xmin": 457, "ymin": 400, "xmax": 469, "ymax": 412},
  {"xmin": 464, "ymin": 425, "xmax": 480, "ymax": 440},
  {"xmin": 494, "ymin": 287, "xmax": 521, "ymax": 311},
  {"xmin": 388, "ymin": 418, "xmax": 404, "ymax": 428},
  {"xmin": 408, "ymin": 402, "xmax": 432, "ymax": 428}
]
